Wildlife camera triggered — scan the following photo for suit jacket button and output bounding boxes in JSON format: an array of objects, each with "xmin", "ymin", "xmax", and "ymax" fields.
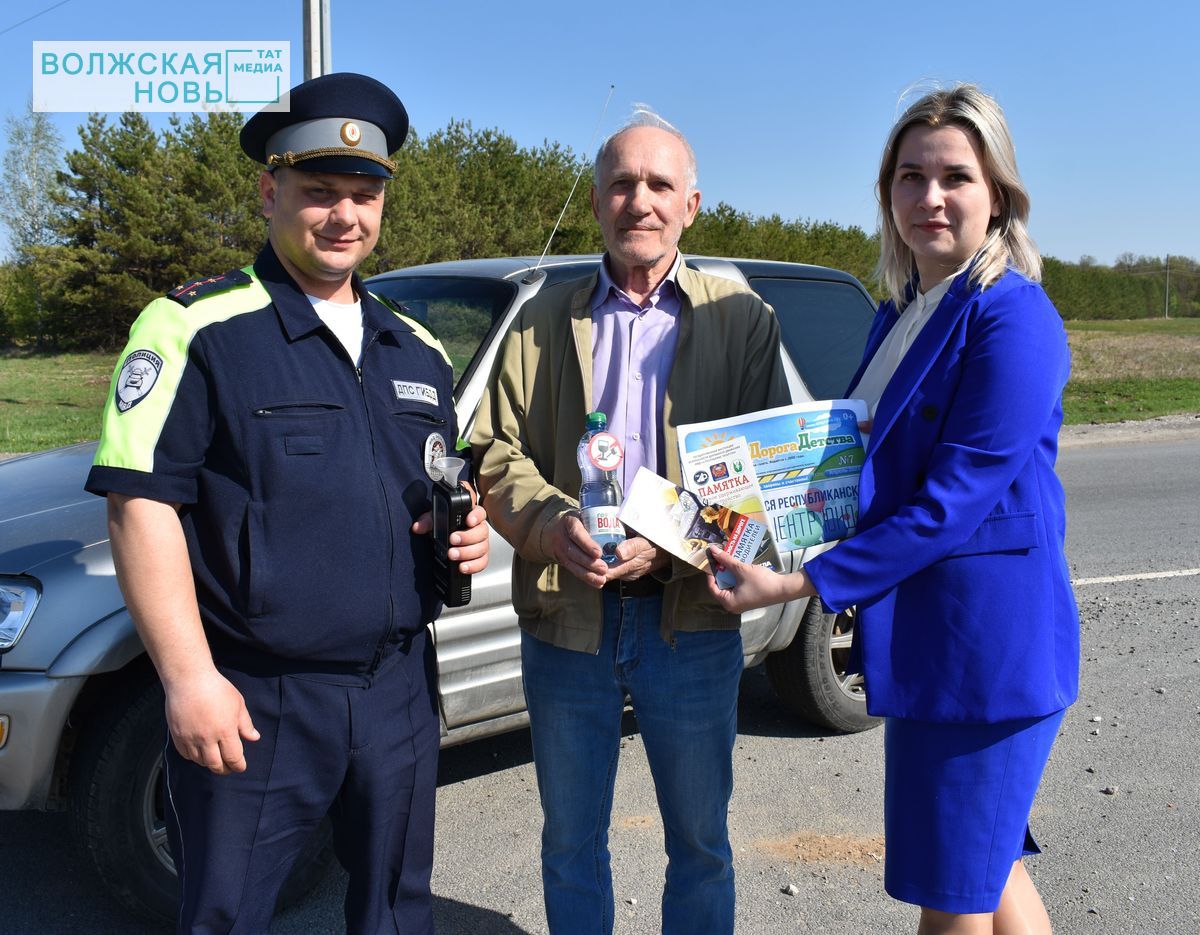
[{"xmin": 921, "ymin": 404, "xmax": 939, "ymax": 421}]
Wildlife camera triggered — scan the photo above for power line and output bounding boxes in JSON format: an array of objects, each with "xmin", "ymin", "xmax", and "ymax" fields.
[{"xmin": 0, "ymin": 0, "xmax": 72, "ymax": 38}]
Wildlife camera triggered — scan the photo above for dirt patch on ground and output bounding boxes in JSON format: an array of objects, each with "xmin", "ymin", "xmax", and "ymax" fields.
[
  {"xmin": 757, "ymin": 831, "xmax": 886, "ymax": 866},
  {"xmin": 614, "ymin": 815, "xmax": 659, "ymax": 830},
  {"xmin": 1067, "ymin": 331, "xmax": 1200, "ymax": 382}
]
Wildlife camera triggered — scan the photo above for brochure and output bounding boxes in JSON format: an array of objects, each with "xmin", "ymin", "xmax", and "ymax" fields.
[
  {"xmin": 676, "ymin": 435, "xmax": 781, "ymax": 568},
  {"xmin": 618, "ymin": 466, "xmax": 771, "ymax": 587},
  {"xmin": 677, "ymin": 400, "xmax": 868, "ymax": 551}
]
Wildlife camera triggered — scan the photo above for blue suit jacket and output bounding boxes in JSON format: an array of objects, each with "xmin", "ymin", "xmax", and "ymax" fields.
[{"xmin": 805, "ymin": 267, "xmax": 1080, "ymax": 722}]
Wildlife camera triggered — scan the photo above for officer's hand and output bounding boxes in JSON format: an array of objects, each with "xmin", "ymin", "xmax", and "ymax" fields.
[
  {"xmin": 410, "ymin": 488, "xmax": 491, "ymax": 575},
  {"xmin": 448, "ymin": 502, "xmax": 490, "ymax": 574},
  {"xmin": 604, "ymin": 536, "xmax": 668, "ymax": 583},
  {"xmin": 164, "ymin": 668, "xmax": 260, "ymax": 776},
  {"xmin": 547, "ymin": 513, "xmax": 608, "ymax": 589}
]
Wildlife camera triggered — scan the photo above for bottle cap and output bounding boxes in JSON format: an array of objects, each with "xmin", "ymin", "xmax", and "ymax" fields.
[{"xmin": 586, "ymin": 411, "xmax": 607, "ymax": 430}]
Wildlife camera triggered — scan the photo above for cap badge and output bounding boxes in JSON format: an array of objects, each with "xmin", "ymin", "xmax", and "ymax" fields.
[{"xmin": 340, "ymin": 121, "xmax": 362, "ymax": 146}]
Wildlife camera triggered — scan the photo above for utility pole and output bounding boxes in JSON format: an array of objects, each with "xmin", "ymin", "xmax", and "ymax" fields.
[
  {"xmin": 1164, "ymin": 254, "xmax": 1170, "ymax": 320},
  {"xmin": 303, "ymin": 0, "xmax": 332, "ymax": 80}
]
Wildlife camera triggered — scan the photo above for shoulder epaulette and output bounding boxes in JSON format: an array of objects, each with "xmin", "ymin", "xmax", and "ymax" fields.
[{"xmin": 167, "ymin": 269, "xmax": 253, "ymax": 307}]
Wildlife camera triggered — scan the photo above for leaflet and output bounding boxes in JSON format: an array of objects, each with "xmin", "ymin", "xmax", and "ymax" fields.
[
  {"xmin": 618, "ymin": 466, "xmax": 770, "ymax": 587},
  {"xmin": 677, "ymin": 399, "xmax": 868, "ymax": 551},
  {"xmin": 676, "ymin": 435, "xmax": 781, "ymax": 568}
]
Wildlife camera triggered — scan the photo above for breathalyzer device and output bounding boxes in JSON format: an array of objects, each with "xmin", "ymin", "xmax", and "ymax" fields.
[{"xmin": 431, "ymin": 456, "xmax": 473, "ymax": 607}]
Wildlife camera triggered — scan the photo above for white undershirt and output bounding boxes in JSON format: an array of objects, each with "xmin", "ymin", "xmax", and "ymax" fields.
[
  {"xmin": 308, "ymin": 294, "xmax": 364, "ymax": 365},
  {"xmin": 853, "ymin": 274, "xmax": 958, "ymax": 419}
]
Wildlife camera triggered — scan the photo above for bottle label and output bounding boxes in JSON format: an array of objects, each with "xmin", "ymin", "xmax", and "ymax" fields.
[
  {"xmin": 583, "ymin": 505, "xmax": 622, "ymax": 538},
  {"xmin": 586, "ymin": 432, "xmax": 623, "ymax": 471}
]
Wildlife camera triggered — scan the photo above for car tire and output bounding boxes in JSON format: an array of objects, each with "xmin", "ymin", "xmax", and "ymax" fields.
[
  {"xmin": 765, "ymin": 600, "xmax": 880, "ymax": 733},
  {"xmin": 70, "ymin": 675, "xmax": 336, "ymax": 923}
]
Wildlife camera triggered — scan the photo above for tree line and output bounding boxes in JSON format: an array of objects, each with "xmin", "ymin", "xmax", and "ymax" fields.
[
  {"xmin": 1042, "ymin": 253, "xmax": 1198, "ymax": 321},
  {"xmin": 1, "ymin": 107, "xmax": 1195, "ymax": 350}
]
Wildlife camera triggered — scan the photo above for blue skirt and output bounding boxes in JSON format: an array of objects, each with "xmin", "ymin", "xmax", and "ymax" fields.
[{"xmin": 883, "ymin": 709, "xmax": 1065, "ymax": 914}]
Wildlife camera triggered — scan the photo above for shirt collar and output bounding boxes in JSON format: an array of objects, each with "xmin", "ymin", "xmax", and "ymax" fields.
[
  {"xmin": 590, "ymin": 251, "xmax": 683, "ymax": 312},
  {"xmin": 904, "ymin": 276, "xmax": 954, "ymax": 316},
  {"xmin": 254, "ymin": 242, "xmax": 412, "ymax": 341},
  {"xmin": 900, "ymin": 259, "xmax": 971, "ymax": 316}
]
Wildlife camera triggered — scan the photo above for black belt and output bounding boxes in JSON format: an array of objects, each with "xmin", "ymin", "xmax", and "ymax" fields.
[{"xmin": 603, "ymin": 576, "xmax": 665, "ymax": 598}]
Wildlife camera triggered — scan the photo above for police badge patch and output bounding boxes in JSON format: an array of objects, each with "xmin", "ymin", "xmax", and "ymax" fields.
[
  {"xmin": 424, "ymin": 433, "xmax": 447, "ymax": 480},
  {"xmin": 115, "ymin": 349, "xmax": 163, "ymax": 413}
]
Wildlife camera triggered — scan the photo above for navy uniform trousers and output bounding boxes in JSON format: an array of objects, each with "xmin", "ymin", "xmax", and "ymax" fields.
[{"xmin": 164, "ymin": 629, "xmax": 439, "ymax": 934}]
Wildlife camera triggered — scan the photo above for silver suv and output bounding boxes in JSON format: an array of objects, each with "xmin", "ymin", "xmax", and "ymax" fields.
[{"xmin": 0, "ymin": 254, "xmax": 879, "ymax": 922}]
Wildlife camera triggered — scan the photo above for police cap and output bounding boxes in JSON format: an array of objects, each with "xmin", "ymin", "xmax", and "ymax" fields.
[{"xmin": 239, "ymin": 72, "xmax": 408, "ymax": 178}]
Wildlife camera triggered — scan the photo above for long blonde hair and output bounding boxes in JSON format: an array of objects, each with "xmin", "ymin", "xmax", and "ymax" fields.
[{"xmin": 875, "ymin": 84, "xmax": 1041, "ymax": 306}]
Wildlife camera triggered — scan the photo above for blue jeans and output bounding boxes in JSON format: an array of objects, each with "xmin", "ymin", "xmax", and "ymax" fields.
[{"xmin": 521, "ymin": 591, "xmax": 743, "ymax": 935}]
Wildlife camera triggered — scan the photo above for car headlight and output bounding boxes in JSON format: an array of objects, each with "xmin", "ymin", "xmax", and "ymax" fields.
[{"xmin": 0, "ymin": 577, "xmax": 41, "ymax": 652}]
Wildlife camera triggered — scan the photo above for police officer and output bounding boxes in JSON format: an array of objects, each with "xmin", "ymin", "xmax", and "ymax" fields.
[{"xmin": 85, "ymin": 73, "xmax": 490, "ymax": 934}]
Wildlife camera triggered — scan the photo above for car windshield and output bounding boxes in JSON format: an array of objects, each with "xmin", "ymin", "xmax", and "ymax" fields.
[{"xmin": 368, "ymin": 276, "xmax": 516, "ymax": 387}]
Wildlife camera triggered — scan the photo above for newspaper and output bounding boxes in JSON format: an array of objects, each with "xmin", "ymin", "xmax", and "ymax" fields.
[
  {"xmin": 618, "ymin": 466, "xmax": 770, "ymax": 587},
  {"xmin": 677, "ymin": 399, "xmax": 868, "ymax": 551}
]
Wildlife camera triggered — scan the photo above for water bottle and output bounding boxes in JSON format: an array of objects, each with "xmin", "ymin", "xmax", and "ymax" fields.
[{"xmin": 577, "ymin": 411, "xmax": 626, "ymax": 564}]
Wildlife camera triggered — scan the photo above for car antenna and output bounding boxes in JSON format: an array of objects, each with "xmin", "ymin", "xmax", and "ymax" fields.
[{"xmin": 523, "ymin": 84, "xmax": 615, "ymax": 286}]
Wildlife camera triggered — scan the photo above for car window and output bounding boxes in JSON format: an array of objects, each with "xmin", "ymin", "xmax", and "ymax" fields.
[
  {"xmin": 749, "ymin": 278, "xmax": 875, "ymax": 400},
  {"xmin": 370, "ymin": 277, "xmax": 516, "ymax": 385}
]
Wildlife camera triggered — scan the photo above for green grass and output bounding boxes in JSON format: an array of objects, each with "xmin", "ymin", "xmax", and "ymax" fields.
[
  {"xmin": 1064, "ymin": 317, "xmax": 1200, "ymax": 335},
  {"xmin": 0, "ymin": 350, "xmax": 116, "ymax": 454},
  {"xmin": 1064, "ymin": 378, "xmax": 1200, "ymax": 425},
  {"xmin": 3, "ymin": 318, "xmax": 1200, "ymax": 452},
  {"xmin": 0, "ymin": 340, "xmax": 474, "ymax": 457},
  {"xmin": 1062, "ymin": 317, "xmax": 1200, "ymax": 422}
]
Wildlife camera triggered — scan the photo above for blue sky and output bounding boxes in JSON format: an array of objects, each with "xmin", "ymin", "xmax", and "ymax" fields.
[{"xmin": 2, "ymin": 0, "xmax": 1197, "ymax": 266}]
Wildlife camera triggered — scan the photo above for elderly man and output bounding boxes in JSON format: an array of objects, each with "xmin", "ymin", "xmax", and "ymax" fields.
[
  {"xmin": 471, "ymin": 109, "xmax": 789, "ymax": 934},
  {"xmin": 85, "ymin": 73, "xmax": 489, "ymax": 933}
]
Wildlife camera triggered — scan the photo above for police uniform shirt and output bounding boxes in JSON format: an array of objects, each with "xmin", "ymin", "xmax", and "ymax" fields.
[{"xmin": 86, "ymin": 243, "xmax": 458, "ymax": 675}]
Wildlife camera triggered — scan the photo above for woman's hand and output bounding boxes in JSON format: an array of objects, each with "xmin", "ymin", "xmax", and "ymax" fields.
[{"xmin": 705, "ymin": 545, "xmax": 816, "ymax": 613}]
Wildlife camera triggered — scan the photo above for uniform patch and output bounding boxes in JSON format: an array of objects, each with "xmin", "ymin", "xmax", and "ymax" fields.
[
  {"xmin": 424, "ymin": 433, "xmax": 447, "ymax": 481},
  {"xmin": 115, "ymin": 349, "xmax": 163, "ymax": 413},
  {"xmin": 393, "ymin": 380, "xmax": 439, "ymax": 406}
]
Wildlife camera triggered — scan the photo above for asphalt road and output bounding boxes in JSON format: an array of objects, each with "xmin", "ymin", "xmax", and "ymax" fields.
[{"xmin": 2, "ymin": 435, "xmax": 1197, "ymax": 934}]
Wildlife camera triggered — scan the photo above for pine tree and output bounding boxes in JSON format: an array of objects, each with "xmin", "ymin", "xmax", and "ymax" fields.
[
  {"xmin": 163, "ymin": 111, "xmax": 264, "ymax": 281},
  {"xmin": 41, "ymin": 112, "xmax": 172, "ymax": 347}
]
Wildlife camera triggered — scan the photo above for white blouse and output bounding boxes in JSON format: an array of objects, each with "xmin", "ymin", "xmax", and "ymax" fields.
[{"xmin": 853, "ymin": 274, "xmax": 957, "ymax": 419}]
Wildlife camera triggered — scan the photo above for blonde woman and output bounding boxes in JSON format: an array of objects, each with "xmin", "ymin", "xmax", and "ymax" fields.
[{"xmin": 709, "ymin": 85, "xmax": 1078, "ymax": 934}]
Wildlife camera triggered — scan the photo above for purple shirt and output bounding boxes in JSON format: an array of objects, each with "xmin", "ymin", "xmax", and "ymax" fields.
[{"xmin": 590, "ymin": 253, "xmax": 682, "ymax": 493}]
